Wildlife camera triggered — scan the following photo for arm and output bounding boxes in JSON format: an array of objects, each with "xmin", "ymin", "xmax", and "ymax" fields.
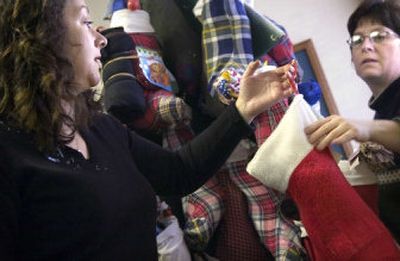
[
  {"xmin": 130, "ymin": 103, "xmax": 252, "ymax": 196},
  {"xmin": 132, "ymin": 61, "xmax": 295, "ymax": 196},
  {"xmin": 368, "ymin": 119, "xmax": 400, "ymax": 153},
  {"xmin": 305, "ymin": 115, "xmax": 400, "ymax": 154}
]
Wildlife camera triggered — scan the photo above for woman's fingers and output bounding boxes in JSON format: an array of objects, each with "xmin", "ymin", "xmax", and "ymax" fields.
[
  {"xmin": 305, "ymin": 115, "xmax": 357, "ymax": 150},
  {"xmin": 316, "ymin": 124, "xmax": 349, "ymax": 150},
  {"xmin": 243, "ymin": 60, "xmax": 262, "ymax": 78}
]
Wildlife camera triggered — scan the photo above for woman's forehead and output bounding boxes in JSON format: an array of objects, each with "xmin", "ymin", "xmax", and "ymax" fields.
[
  {"xmin": 355, "ymin": 18, "xmax": 385, "ymax": 32},
  {"xmin": 64, "ymin": 0, "xmax": 90, "ymax": 16}
]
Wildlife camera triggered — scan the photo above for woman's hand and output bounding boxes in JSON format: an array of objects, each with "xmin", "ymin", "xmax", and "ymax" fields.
[
  {"xmin": 304, "ymin": 115, "xmax": 370, "ymax": 150},
  {"xmin": 305, "ymin": 116, "xmax": 400, "ymax": 153},
  {"xmin": 235, "ymin": 61, "xmax": 295, "ymax": 123}
]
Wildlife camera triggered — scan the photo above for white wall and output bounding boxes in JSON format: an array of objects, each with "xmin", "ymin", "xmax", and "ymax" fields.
[
  {"xmin": 86, "ymin": 0, "xmax": 375, "ymax": 120},
  {"xmin": 255, "ymin": 0, "xmax": 374, "ymax": 120},
  {"xmin": 87, "ymin": 0, "xmax": 110, "ymax": 28}
]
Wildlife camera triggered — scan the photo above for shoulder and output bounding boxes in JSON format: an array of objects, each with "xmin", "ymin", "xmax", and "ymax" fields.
[
  {"xmin": 90, "ymin": 112, "xmax": 125, "ymax": 129},
  {"xmin": 0, "ymin": 119, "xmax": 38, "ymax": 180},
  {"xmin": 0, "ymin": 118, "xmax": 33, "ymax": 149},
  {"xmin": 87, "ymin": 112, "xmax": 131, "ymax": 141}
]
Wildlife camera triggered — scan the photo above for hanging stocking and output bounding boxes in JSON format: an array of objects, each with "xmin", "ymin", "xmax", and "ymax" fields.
[{"xmin": 247, "ymin": 95, "xmax": 400, "ymax": 260}]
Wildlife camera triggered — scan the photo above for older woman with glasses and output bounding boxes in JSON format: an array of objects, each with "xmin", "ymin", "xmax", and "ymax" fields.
[{"xmin": 305, "ymin": 0, "xmax": 400, "ymax": 244}]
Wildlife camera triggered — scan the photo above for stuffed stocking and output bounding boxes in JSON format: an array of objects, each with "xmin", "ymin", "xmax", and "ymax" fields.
[
  {"xmin": 102, "ymin": 1, "xmax": 195, "ymax": 229},
  {"xmin": 247, "ymin": 95, "xmax": 400, "ymax": 260},
  {"xmin": 102, "ymin": 1, "xmax": 193, "ymax": 134},
  {"xmin": 182, "ymin": 1, "xmax": 305, "ymax": 260}
]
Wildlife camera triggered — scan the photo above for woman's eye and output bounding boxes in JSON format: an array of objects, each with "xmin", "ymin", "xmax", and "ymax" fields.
[
  {"xmin": 375, "ymin": 32, "xmax": 388, "ymax": 41},
  {"xmin": 84, "ymin": 20, "xmax": 93, "ymax": 29},
  {"xmin": 370, "ymin": 31, "xmax": 388, "ymax": 42}
]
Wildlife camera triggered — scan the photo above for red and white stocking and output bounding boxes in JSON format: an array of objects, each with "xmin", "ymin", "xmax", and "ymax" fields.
[{"xmin": 247, "ymin": 95, "xmax": 400, "ymax": 260}]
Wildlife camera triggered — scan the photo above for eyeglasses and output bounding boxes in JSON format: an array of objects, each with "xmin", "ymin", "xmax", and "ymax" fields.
[{"xmin": 346, "ymin": 30, "xmax": 399, "ymax": 48}]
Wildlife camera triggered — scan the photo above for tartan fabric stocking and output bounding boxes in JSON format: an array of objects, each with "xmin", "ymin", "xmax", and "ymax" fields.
[
  {"xmin": 195, "ymin": 0, "xmax": 253, "ymax": 104},
  {"xmin": 227, "ymin": 160, "xmax": 305, "ymax": 259},
  {"xmin": 184, "ymin": 1, "xmax": 304, "ymax": 253},
  {"xmin": 211, "ymin": 168, "xmax": 273, "ymax": 261}
]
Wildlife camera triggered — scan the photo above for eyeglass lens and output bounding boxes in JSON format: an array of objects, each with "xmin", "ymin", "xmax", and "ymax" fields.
[{"xmin": 349, "ymin": 30, "xmax": 395, "ymax": 47}]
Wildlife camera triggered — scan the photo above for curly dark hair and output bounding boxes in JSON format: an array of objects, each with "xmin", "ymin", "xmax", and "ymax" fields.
[
  {"xmin": 348, "ymin": 0, "xmax": 400, "ymax": 36},
  {"xmin": 0, "ymin": 0, "xmax": 100, "ymax": 151}
]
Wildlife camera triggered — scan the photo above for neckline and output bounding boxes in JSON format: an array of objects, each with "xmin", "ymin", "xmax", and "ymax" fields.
[{"xmin": 369, "ymin": 77, "xmax": 400, "ymax": 119}]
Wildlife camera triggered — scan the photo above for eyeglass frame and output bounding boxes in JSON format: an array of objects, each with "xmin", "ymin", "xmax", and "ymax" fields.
[{"xmin": 346, "ymin": 29, "xmax": 399, "ymax": 49}]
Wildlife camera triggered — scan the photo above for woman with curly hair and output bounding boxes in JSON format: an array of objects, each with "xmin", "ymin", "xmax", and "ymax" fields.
[{"xmin": 0, "ymin": 0, "xmax": 295, "ymax": 259}]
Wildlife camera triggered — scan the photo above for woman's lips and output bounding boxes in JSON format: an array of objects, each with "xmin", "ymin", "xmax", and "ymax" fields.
[{"xmin": 361, "ymin": 58, "xmax": 378, "ymax": 64}]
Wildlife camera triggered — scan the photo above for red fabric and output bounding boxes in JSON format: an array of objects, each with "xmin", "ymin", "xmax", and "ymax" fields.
[
  {"xmin": 125, "ymin": 33, "xmax": 176, "ymax": 130},
  {"xmin": 302, "ymin": 237, "xmax": 317, "ymax": 261},
  {"xmin": 129, "ymin": 33, "xmax": 160, "ymax": 49},
  {"xmin": 252, "ymin": 100, "xmax": 288, "ymax": 146},
  {"xmin": 127, "ymin": 0, "xmax": 141, "ymax": 10},
  {"xmin": 130, "ymin": 89, "xmax": 167, "ymax": 130},
  {"xmin": 288, "ymin": 149, "xmax": 400, "ymax": 261},
  {"xmin": 352, "ymin": 184, "xmax": 379, "ymax": 216},
  {"xmin": 211, "ymin": 171, "xmax": 274, "ymax": 261},
  {"xmin": 128, "ymin": 33, "xmax": 163, "ymax": 91}
]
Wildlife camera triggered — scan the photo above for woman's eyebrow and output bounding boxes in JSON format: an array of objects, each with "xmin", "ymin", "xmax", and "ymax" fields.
[{"xmin": 80, "ymin": 5, "xmax": 90, "ymax": 14}]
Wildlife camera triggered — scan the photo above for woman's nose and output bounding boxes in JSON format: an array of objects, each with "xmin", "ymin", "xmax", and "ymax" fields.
[
  {"xmin": 360, "ymin": 36, "xmax": 374, "ymax": 51},
  {"xmin": 96, "ymin": 31, "xmax": 108, "ymax": 49}
]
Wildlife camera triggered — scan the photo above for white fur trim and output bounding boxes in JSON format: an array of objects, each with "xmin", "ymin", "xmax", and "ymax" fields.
[
  {"xmin": 193, "ymin": 0, "xmax": 204, "ymax": 22},
  {"xmin": 246, "ymin": 95, "xmax": 323, "ymax": 192},
  {"xmin": 110, "ymin": 9, "xmax": 155, "ymax": 33}
]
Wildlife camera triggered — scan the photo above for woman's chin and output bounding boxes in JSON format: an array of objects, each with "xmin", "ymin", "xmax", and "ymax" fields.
[{"xmin": 88, "ymin": 74, "xmax": 102, "ymax": 88}]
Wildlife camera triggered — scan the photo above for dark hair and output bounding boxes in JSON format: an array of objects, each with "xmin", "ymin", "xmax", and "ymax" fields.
[
  {"xmin": 0, "ymin": 0, "xmax": 99, "ymax": 151},
  {"xmin": 348, "ymin": 0, "xmax": 400, "ymax": 36}
]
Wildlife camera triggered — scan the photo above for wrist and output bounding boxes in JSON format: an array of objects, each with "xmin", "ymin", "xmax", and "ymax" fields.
[{"xmin": 235, "ymin": 101, "xmax": 254, "ymax": 124}]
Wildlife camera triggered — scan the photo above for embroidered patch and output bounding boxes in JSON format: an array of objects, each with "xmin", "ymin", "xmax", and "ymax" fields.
[{"xmin": 136, "ymin": 46, "xmax": 177, "ymax": 92}]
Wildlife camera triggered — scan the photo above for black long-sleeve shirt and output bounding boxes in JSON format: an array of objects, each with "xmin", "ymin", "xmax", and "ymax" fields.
[
  {"xmin": 369, "ymin": 77, "xmax": 400, "ymax": 244},
  {"xmin": 0, "ymin": 104, "xmax": 252, "ymax": 260}
]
